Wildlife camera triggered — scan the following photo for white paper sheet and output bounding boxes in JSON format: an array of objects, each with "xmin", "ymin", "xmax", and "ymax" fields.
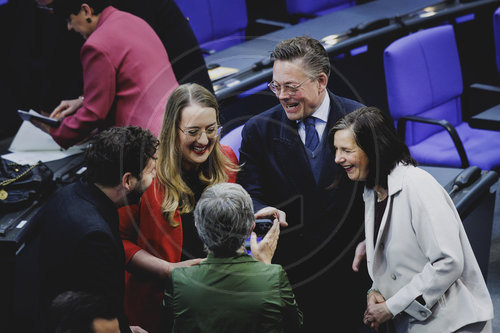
[{"xmin": 1, "ymin": 118, "xmax": 85, "ymax": 164}]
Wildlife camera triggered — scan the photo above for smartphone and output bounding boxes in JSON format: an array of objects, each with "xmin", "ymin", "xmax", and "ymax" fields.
[
  {"xmin": 254, "ymin": 218, "xmax": 273, "ymax": 238},
  {"xmin": 244, "ymin": 218, "xmax": 274, "ymax": 255}
]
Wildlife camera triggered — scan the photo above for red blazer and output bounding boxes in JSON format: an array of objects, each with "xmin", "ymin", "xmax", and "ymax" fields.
[{"xmin": 118, "ymin": 145, "xmax": 238, "ymax": 333}]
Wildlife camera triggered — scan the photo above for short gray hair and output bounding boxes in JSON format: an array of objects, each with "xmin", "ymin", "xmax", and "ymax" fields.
[
  {"xmin": 270, "ymin": 36, "xmax": 331, "ymax": 78},
  {"xmin": 194, "ymin": 183, "xmax": 254, "ymax": 256}
]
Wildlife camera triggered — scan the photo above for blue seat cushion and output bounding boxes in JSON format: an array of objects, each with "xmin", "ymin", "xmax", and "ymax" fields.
[{"xmin": 410, "ymin": 122, "xmax": 500, "ymax": 169}]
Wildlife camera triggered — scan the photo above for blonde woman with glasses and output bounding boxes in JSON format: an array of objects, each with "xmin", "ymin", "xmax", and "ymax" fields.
[{"xmin": 118, "ymin": 83, "xmax": 239, "ymax": 333}]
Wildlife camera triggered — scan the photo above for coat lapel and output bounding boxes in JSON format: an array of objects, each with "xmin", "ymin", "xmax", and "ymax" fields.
[
  {"xmin": 368, "ymin": 164, "xmax": 406, "ymax": 273},
  {"xmin": 363, "ymin": 187, "xmax": 376, "ymax": 275}
]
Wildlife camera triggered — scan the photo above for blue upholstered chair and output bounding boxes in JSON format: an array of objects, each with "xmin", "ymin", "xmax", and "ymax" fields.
[
  {"xmin": 175, "ymin": 0, "xmax": 248, "ymax": 54},
  {"xmin": 383, "ymin": 24, "xmax": 500, "ymax": 170},
  {"xmin": 220, "ymin": 124, "xmax": 244, "ymax": 162}
]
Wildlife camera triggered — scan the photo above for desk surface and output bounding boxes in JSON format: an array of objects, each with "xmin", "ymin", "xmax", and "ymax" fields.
[
  {"xmin": 207, "ymin": 0, "xmax": 499, "ymax": 100},
  {"xmin": 421, "ymin": 165, "xmax": 498, "ymax": 215},
  {"xmin": 469, "ymin": 103, "xmax": 500, "ymax": 131}
]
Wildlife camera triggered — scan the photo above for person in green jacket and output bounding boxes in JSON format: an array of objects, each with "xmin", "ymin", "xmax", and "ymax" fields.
[{"xmin": 164, "ymin": 182, "xmax": 303, "ymax": 332}]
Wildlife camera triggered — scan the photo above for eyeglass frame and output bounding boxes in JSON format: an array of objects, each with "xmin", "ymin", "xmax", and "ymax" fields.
[
  {"xmin": 178, "ymin": 124, "xmax": 222, "ymax": 139},
  {"xmin": 268, "ymin": 77, "xmax": 312, "ymax": 96}
]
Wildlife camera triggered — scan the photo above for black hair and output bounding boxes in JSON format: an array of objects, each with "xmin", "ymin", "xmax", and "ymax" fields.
[
  {"xmin": 84, "ymin": 126, "xmax": 159, "ymax": 187},
  {"xmin": 48, "ymin": 291, "xmax": 118, "ymax": 333},
  {"xmin": 329, "ymin": 106, "xmax": 417, "ymax": 189},
  {"xmin": 52, "ymin": 0, "xmax": 114, "ymax": 19}
]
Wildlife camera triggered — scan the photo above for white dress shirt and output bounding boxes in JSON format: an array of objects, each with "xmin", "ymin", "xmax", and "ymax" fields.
[{"xmin": 297, "ymin": 93, "xmax": 330, "ymax": 145}]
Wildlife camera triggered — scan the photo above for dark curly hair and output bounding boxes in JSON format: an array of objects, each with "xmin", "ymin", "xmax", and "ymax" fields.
[
  {"xmin": 329, "ymin": 107, "xmax": 416, "ymax": 189},
  {"xmin": 84, "ymin": 126, "xmax": 159, "ymax": 187}
]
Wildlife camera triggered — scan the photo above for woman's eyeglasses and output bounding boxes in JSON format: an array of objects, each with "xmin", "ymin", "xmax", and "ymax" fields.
[{"xmin": 178, "ymin": 125, "xmax": 222, "ymax": 139}]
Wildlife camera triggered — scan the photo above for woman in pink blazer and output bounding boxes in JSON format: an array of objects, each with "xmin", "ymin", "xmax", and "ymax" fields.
[{"xmin": 35, "ymin": 0, "xmax": 178, "ymax": 148}]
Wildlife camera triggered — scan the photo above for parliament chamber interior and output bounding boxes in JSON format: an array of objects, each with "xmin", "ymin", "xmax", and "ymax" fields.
[{"xmin": 1, "ymin": 0, "xmax": 500, "ymax": 331}]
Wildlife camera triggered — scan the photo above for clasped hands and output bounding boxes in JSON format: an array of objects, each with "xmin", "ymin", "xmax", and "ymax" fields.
[{"xmin": 363, "ymin": 289, "xmax": 393, "ymax": 331}]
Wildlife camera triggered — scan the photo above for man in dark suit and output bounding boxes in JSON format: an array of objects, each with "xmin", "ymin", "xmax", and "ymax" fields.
[
  {"xmin": 38, "ymin": 126, "xmax": 158, "ymax": 333},
  {"xmin": 237, "ymin": 36, "xmax": 371, "ymax": 331}
]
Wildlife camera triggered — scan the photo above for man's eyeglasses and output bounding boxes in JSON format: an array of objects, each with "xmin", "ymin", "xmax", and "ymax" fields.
[
  {"xmin": 178, "ymin": 125, "xmax": 222, "ymax": 139},
  {"xmin": 268, "ymin": 78, "xmax": 311, "ymax": 96}
]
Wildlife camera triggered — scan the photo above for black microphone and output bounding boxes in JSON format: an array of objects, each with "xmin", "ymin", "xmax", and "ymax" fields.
[{"xmin": 448, "ymin": 166, "xmax": 481, "ymax": 197}]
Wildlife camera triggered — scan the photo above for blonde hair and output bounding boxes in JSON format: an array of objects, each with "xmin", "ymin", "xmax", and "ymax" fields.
[{"xmin": 156, "ymin": 83, "xmax": 239, "ymax": 227}]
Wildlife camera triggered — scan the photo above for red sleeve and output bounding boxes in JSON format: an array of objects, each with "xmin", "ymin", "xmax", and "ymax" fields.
[
  {"xmin": 221, "ymin": 144, "xmax": 239, "ymax": 183},
  {"xmin": 118, "ymin": 203, "xmax": 143, "ymax": 264}
]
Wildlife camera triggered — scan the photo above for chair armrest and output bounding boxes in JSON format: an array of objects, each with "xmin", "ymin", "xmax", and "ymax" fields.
[
  {"xmin": 470, "ymin": 83, "xmax": 500, "ymax": 93},
  {"xmin": 397, "ymin": 115, "xmax": 469, "ymax": 168}
]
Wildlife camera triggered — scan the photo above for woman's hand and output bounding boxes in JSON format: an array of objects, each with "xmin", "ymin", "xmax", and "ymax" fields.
[
  {"xmin": 255, "ymin": 206, "xmax": 288, "ymax": 227},
  {"xmin": 367, "ymin": 289, "xmax": 385, "ymax": 305},
  {"xmin": 352, "ymin": 239, "xmax": 367, "ymax": 272},
  {"xmin": 50, "ymin": 97, "xmax": 83, "ymax": 120},
  {"xmin": 166, "ymin": 258, "xmax": 204, "ymax": 277},
  {"xmin": 364, "ymin": 300, "xmax": 393, "ymax": 330},
  {"xmin": 250, "ymin": 219, "xmax": 280, "ymax": 264}
]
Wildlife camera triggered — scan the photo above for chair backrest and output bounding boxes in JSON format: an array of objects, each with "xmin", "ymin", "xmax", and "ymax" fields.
[
  {"xmin": 175, "ymin": 0, "xmax": 248, "ymax": 53},
  {"xmin": 384, "ymin": 24, "xmax": 463, "ymax": 146},
  {"xmin": 493, "ymin": 6, "xmax": 500, "ymax": 74},
  {"xmin": 220, "ymin": 124, "xmax": 244, "ymax": 161},
  {"xmin": 286, "ymin": 0, "xmax": 354, "ymax": 18}
]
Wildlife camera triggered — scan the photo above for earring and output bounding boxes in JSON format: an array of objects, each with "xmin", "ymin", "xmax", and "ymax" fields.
[{"xmin": 86, "ymin": 17, "xmax": 92, "ymax": 23}]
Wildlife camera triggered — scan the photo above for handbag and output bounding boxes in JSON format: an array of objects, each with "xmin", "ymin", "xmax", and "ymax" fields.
[{"xmin": 0, "ymin": 158, "xmax": 54, "ymax": 211}]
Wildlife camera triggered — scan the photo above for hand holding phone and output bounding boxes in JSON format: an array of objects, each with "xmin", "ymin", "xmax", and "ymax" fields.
[
  {"xmin": 254, "ymin": 218, "xmax": 273, "ymax": 238},
  {"xmin": 249, "ymin": 219, "xmax": 280, "ymax": 264}
]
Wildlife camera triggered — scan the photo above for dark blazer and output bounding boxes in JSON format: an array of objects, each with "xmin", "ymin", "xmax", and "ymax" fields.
[
  {"xmin": 38, "ymin": 179, "xmax": 128, "ymax": 332},
  {"xmin": 237, "ymin": 90, "xmax": 370, "ymax": 331}
]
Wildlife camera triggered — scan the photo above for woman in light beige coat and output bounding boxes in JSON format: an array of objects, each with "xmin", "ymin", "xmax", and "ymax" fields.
[{"xmin": 330, "ymin": 107, "xmax": 493, "ymax": 333}]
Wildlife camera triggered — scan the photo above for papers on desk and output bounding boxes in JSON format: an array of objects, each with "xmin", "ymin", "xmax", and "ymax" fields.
[
  {"xmin": 1, "ymin": 120, "xmax": 86, "ymax": 165},
  {"xmin": 208, "ymin": 66, "xmax": 239, "ymax": 81}
]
